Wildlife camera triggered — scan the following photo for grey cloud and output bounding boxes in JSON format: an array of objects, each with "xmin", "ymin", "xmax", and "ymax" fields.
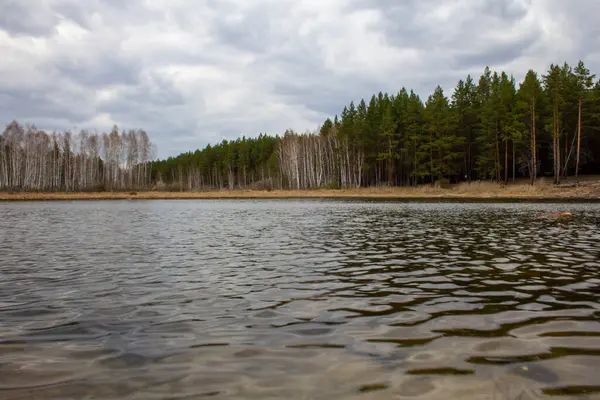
[
  {"xmin": 0, "ymin": 0, "xmax": 59, "ymax": 36},
  {"xmin": 352, "ymin": 1, "xmax": 427, "ymax": 46},
  {"xmin": 1, "ymin": 0, "xmax": 600, "ymax": 158},
  {"xmin": 273, "ymin": 81, "xmax": 363, "ymax": 119},
  {"xmin": 374, "ymin": 0, "xmax": 530, "ymax": 51},
  {"xmin": 56, "ymin": 58, "xmax": 141, "ymax": 87},
  {"xmin": 53, "ymin": 3, "xmax": 94, "ymax": 30},
  {"xmin": 551, "ymin": 0, "xmax": 600, "ymax": 57},
  {"xmin": 209, "ymin": 7, "xmax": 277, "ymax": 54},
  {"xmin": 98, "ymin": 86, "xmax": 187, "ymax": 120},
  {"xmin": 93, "ymin": 72, "xmax": 189, "ymax": 126},
  {"xmin": 0, "ymin": 88, "xmax": 93, "ymax": 123},
  {"xmin": 478, "ymin": 0, "xmax": 530, "ymax": 20},
  {"xmin": 452, "ymin": 34, "xmax": 538, "ymax": 70},
  {"xmin": 58, "ymin": 0, "xmax": 165, "ymax": 30}
]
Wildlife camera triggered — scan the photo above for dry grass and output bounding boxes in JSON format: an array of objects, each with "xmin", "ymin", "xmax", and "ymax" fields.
[
  {"xmin": 453, "ymin": 178, "xmax": 600, "ymax": 198},
  {"xmin": 1, "ymin": 179, "xmax": 599, "ymax": 201}
]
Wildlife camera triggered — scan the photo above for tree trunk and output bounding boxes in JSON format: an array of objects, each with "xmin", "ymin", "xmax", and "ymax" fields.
[
  {"xmin": 552, "ymin": 95, "xmax": 560, "ymax": 185},
  {"xmin": 555, "ymin": 103, "xmax": 561, "ymax": 185},
  {"xmin": 467, "ymin": 129, "xmax": 472, "ymax": 182},
  {"xmin": 531, "ymin": 100, "xmax": 537, "ymax": 185},
  {"xmin": 576, "ymin": 96, "xmax": 582, "ymax": 184},
  {"xmin": 512, "ymin": 139, "xmax": 516, "ymax": 183},
  {"xmin": 429, "ymin": 132, "xmax": 433, "ymax": 184},
  {"xmin": 387, "ymin": 137, "xmax": 393, "ymax": 185},
  {"xmin": 504, "ymin": 138, "xmax": 508, "ymax": 185},
  {"xmin": 553, "ymin": 134, "xmax": 557, "ymax": 184},
  {"xmin": 564, "ymin": 129, "xmax": 568, "ymax": 178},
  {"xmin": 495, "ymin": 123, "xmax": 500, "ymax": 181}
]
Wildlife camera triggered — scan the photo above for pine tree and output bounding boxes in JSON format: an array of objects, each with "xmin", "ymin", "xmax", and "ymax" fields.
[
  {"xmin": 425, "ymin": 86, "xmax": 461, "ymax": 181},
  {"xmin": 451, "ymin": 76, "xmax": 477, "ymax": 181},
  {"xmin": 320, "ymin": 118, "xmax": 333, "ymax": 136},
  {"xmin": 393, "ymin": 88, "xmax": 410, "ymax": 185},
  {"xmin": 517, "ymin": 70, "xmax": 543, "ymax": 184},
  {"xmin": 499, "ymin": 72, "xmax": 517, "ymax": 184},
  {"xmin": 406, "ymin": 91, "xmax": 427, "ymax": 185},
  {"xmin": 543, "ymin": 63, "xmax": 569, "ymax": 184},
  {"xmin": 377, "ymin": 102, "xmax": 398, "ymax": 184},
  {"xmin": 572, "ymin": 60, "xmax": 596, "ymax": 183},
  {"xmin": 474, "ymin": 67, "xmax": 497, "ymax": 180}
]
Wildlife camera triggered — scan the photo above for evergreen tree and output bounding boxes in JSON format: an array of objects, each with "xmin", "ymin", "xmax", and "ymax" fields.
[
  {"xmin": 377, "ymin": 101, "xmax": 398, "ymax": 184},
  {"xmin": 499, "ymin": 72, "xmax": 517, "ymax": 183},
  {"xmin": 425, "ymin": 86, "xmax": 461, "ymax": 181},
  {"xmin": 474, "ymin": 67, "xmax": 498, "ymax": 180},
  {"xmin": 572, "ymin": 60, "xmax": 596, "ymax": 182},
  {"xmin": 543, "ymin": 63, "xmax": 569, "ymax": 184},
  {"xmin": 451, "ymin": 76, "xmax": 478, "ymax": 181},
  {"xmin": 516, "ymin": 70, "xmax": 543, "ymax": 184},
  {"xmin": 320, "ymin": 118, "xmax": 333, "ymax": 136},
  {"xmin": 406, "ymin": 91, "xmax": 427, "ymax": 184}
]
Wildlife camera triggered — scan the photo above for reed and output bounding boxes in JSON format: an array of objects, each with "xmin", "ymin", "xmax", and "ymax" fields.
[{"xmin": 1, "ymin": 180, "xmax": 599, "ymax": 201}]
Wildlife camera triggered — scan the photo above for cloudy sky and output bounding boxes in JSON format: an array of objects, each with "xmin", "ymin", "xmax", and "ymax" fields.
[{"xmin": 1, "ymin": 0, "xmax": 599, "ymax": 158}]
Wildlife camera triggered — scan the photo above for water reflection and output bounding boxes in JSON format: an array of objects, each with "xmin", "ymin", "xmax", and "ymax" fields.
[{"xmin": 1, "ymin": 200, "xmax": 599, "ymax": 399}]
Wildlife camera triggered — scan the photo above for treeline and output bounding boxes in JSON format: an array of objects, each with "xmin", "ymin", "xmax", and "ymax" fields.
[
  {"xmin": 3, "ymin": 60, "xmax": 599, "ymax": 192},
  {"xmin": 0, "ymin": 121, "xmax": 153, "ymax": 191},
  {"xmin": 152, "ymin": 60, "xmax": 600, "ymax": 190},
  {"xmin": 152, "ymin": 134, "xmax": 279, "ymax": 190}
]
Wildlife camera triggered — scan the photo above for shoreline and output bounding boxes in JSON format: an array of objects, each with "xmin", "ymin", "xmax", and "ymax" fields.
[{"xmin": 2, "ymin": 186, "xmax": 600, "ymax": 202}]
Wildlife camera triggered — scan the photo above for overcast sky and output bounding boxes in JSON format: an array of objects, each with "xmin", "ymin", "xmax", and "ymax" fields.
[{"xmin": 1, "ymin": 0, "xmax": 599, "ymax": 158}]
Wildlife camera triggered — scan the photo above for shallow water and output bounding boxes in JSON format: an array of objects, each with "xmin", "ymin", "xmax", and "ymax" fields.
[{"xmin": 1, "ymin": 200, "xmax": 599, "ymax": 399}]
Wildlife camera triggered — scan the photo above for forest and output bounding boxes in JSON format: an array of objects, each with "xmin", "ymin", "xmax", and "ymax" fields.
[
  {"xmin": 1, "ymin": 60, "xmax": 599, "ymax": 192},
  {"xmin": 0, "ymin": 123, "xmax": 154, "ymax": 191},
  {"xmin": 152, "ymin": 60, "xmax": 600, "ymax": 190}
]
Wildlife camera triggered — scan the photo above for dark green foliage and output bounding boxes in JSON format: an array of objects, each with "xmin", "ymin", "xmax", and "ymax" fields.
[
  {"xmin": 152, "ymin": 134, "xmax": 279, "ymax": 190},
  {"xmin": 451, "ymin": 76, "xmax": 478, "ymax": 181},
  {"xmin": 150, "ymin": 60, "xmax": 600, "ymax": 189},
  {"xmin": 425, "ymin": 86, "xmax": 463, "ymax": 180}
]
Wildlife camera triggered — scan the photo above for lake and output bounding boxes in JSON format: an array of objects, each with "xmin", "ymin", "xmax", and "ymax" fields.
[{"xmin": 1, "ymin": 200, "xmax": 599, "ymax": 399}]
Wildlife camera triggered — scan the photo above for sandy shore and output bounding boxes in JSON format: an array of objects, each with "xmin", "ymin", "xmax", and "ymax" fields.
[{"xmin": 2, "ymin": 181, "xmax": 600, "ymax": 202}]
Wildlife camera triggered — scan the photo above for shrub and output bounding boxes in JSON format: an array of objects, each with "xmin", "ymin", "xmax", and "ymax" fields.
[
  {"xmin": 326, "ymin": 180, "xmax": 340, "ymax": 190},
  {"xmin": 252, "ymin": 179, "xmax": 274, "ymax": 191},
  {"xmin": 434, "ymin": 178, "xmax": 450, "ymax": 188},
  {"xmin": 166, "ymin": 183, "xmax": 182, "ymax": 192}
]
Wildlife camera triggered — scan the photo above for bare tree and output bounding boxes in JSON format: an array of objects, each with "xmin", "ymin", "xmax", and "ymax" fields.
[{"xmin": 0, "ymin": 121, "xmax": 155, "ymax": 192}]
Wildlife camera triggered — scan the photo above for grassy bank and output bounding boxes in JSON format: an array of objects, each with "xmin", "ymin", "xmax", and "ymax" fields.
[{"xmin": 2, "ymin": 179, "xmax": 600, "ymax": 202}]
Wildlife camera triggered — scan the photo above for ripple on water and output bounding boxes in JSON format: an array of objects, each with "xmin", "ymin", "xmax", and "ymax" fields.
[{"xmin": 0, "ymin": 200, "xmax": 599, "ymax": 399}]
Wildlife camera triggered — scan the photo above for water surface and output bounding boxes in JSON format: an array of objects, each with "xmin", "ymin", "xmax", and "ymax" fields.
[{"xmin": 1, "ymin": 200, "xmax": 600, "ymax": 399}]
